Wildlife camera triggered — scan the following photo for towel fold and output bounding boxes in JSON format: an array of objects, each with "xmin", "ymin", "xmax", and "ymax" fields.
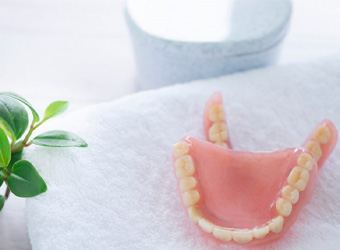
[{"xmin": 26, "ymin": 57, "xmax": 340, "ymax": 250}]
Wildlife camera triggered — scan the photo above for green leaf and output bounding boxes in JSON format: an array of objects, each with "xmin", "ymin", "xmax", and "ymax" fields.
[
  {"xmin": 32, "ymin": 130, "xmax": 88, "ymax": 147},
  {"xmin": 0, "ymin": 128, "xmax": 11, "ymax": 167},
  {"xmin": 7, "ymin": 160, "xmax": 47, "ymax": 197},
  {"xmin": 0, "ymin": 195, "xmax": 5, "ymax": 211},
  {"xmin": 43, "ymin": 101, "xmax": 68, "ymax": 121},
  {"xmin": 0, "ymin": 92, "xmax": 40, "ymax": 122},
  {"xmin": 0, "ymin": 170, "xmax": 5, "ymax": 185},
  {"xmin": 8, "ymin": 151, "xmax": 23, "ymax": 171},
  {"xmin": 0, "ymin": 96, "xmax": 29, "ymax": 139}
]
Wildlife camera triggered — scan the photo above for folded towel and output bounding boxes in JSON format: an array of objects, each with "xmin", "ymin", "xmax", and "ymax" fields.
[{"xmin": 26, "ymin": 57, "xmax": 340, "ymax": 250}]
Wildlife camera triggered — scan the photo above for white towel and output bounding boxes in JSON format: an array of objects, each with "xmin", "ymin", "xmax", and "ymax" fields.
[{"xmin": 26, "ymin": 57, "xmax": 340, "ymax": 250}]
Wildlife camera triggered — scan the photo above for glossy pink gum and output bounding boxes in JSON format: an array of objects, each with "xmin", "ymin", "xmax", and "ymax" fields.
[{"xmin": 173, "ymin": 93, "xmax": 338, "ymax": 246}]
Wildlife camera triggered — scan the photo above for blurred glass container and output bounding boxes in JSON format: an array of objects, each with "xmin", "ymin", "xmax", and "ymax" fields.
[{"xmin": 126, "ymin": 0, "xmax": 292, "ymax": 90}]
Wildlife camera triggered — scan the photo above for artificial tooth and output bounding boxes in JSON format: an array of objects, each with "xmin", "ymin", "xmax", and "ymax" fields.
[
  {"xmin": 252, "ymin": 226, "xmax": 269, "ymax": 239},
  {"xmin": 232, "ymin": 230, "xmax": 253, "ymax": 244},
  {"xmin": 276, "ymin": 198, "xmax": 292, "ymax": 217},
  {"xmin": 175, "ymin": 156, "xmax": 195, "ymax": 178},
  {"xmin": 208, "ymin": 104, "xmax": 225, "ymax": 122},
  {"xmin": 287, "ymin": 166, "xmax": 310, "ymax": 191},
  {"xmin": 297, "ymin": 153, "xmax": 314, "ymax": 170},
  {"xmin": 305, "ymin": 140, "xmax": 322, "ymax": 161},
  {"xmin": 173, "ymin": 141, "xmax": 189, "ymax": 158},
  {"xmin": 187, "ymin": 207, "xmax": 202, "ymax": 223},
  {"xmin": 212, "ymin": 227, "xmax": 232, "ymax": 241},
  {"xmin": 269, "ymin": 216, "xmax": 284, "ymax": 233},
  {"xmin": 179, "ymin": 177, "xmax": 197, "ymax": 192},
  {"xmin": 294, "ymin": 178, "xmax": 308, "ymax": 191},
  {"xmin": 313, "ymin": 125, "xmax": 331, "ymax": 144},
  {"xmin": 198, "ymin": 218, "xmax": 214, "ymax": 233},
  {"xmin": 209, "ymin": 122, "xmax": 227, "ymax": 142},
  {"xmin": 287, "ymin": 167, "xmax": 301, "ymax": 183},
  {"xmin": 182, "ymin": 190, "xmax": 200, "ymax": 207},
  {"xmin": 281, "ymin": 185, "xmax": 299, "ymax": 204}
]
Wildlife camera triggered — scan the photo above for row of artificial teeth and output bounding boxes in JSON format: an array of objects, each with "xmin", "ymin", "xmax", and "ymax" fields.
[
  {"xmin": 208, "ymin": 104, "xmax": 228, "ymax": 147},
  {"xmin": 172, "ymin": 124, "xmax": 331, "ymax": 244},
  {"xmin": 173, "ymin": 142, "xmax": 200, "ymax": 207},
  {"xmin": 275, "ymin": 125, "xmax": 331, "ymax": 218},
  {"xmin": 190, "ymin": 206, "xmax": 285, "ymax": 244},
  {"xmin": 173, "ymin": 141, "xmax": 284, "ymax": 244}
]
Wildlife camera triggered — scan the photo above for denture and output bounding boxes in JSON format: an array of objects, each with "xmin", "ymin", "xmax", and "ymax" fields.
[{"xmin": 173, "ymin": 92, "xmax": 337, "ymax": 245}]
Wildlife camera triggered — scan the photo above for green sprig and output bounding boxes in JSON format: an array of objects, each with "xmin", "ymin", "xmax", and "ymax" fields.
[{"xmin": 0, "ymin": 92, "xmax": 87, "ymax": 208}]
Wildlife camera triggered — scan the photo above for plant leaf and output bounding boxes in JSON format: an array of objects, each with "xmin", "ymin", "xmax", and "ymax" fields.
[
  {"xmin": 0, "ymin": 128, "xmax": 11, "ymax": 167},
  {"xmin": 43, "ymin": 101, "xmax": 68, "ymax": 121},
  {"xmin": 8, "ymin": 151, "xmax": 23, "ymax": 171},
  {"xmin": 32, "ymin": 130, "xmax": 87, "ymax": 147},
  {"xmin": 0, "ymin": 96, "xmax": 29, "ymax": 139},
  {"xmin": 7, "ymin": 160, "xmax": 47, "ymax": 197},
  {"xmin": 0, "ymin": 92, "xmax": 40, "ymax": 122},
  {"xmin": 0, "ymin": 195, "xmax": 4, "ymax": 211}
]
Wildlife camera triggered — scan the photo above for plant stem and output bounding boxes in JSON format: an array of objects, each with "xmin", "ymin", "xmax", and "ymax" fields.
[
  {"xmin": 22, "ymin": 124, "xmax": 35, "ymax": 146},
  {"xmin": 4, "ymin": 186, "xmax": 10, "ymax": 200},
  {"xmin": 25, "ymin": 120, "xmax": 44, "ymax": 143},
  {"xmin": 12, "ymin": 119, "xmax": 44, "ymax": 153}
]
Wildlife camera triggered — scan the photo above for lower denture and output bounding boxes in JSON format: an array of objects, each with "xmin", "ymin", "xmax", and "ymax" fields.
[{"xmin": 172, "ymin": 93, "xmax": 338, "ymax": 245}]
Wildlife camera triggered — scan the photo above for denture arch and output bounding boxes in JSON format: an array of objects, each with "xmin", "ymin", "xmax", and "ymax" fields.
[{"xmin": 173, "ymin": 92, "xmax": 337, "ymax": 245}]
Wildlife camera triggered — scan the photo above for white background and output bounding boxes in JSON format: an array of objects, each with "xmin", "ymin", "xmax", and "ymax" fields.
[{"xmin": 0, "ymin": 0, "xmax": 339, "ymax": 249}]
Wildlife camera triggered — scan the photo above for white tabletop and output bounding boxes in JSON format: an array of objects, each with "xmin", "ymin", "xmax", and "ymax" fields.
[{"xmin": 0, "ymin": 0, "xmax": 339, "ymax": 249}]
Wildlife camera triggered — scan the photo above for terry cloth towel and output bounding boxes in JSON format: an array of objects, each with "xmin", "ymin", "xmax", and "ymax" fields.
[{"xmin": 26, "ymin": 57, "xmax": 340, "ymax": 250}]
